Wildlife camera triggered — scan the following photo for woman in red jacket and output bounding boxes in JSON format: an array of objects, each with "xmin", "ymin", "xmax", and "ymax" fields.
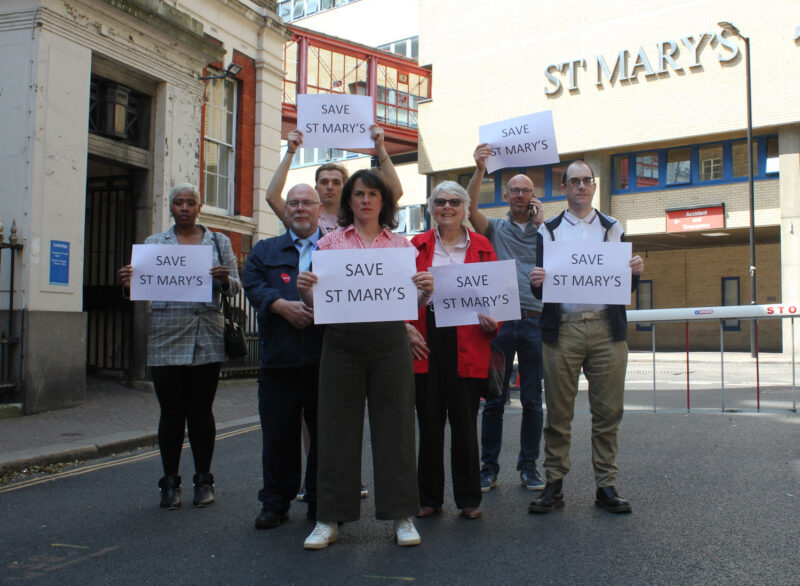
[{"xmin": 407, "ymin": 181, "xmax": 499, "ymax": 520}]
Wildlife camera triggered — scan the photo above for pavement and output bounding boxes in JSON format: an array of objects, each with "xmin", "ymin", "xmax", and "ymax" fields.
[{"xmin": 0, "ymin": 351, "xmax": 795, "ymax": 476}]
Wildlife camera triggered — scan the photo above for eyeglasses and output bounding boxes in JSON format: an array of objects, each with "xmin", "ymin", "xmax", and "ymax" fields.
[
  {"xmin": 508, "ymin": 187, "xmax": 533, "ymax": 195},
  {"xmin": 287, "ymin": 199, "xmax": 320, "ymax": 208},
  {"xmin": 565, "ymin": 177, "xmax": 596, "ymax": 187},
  {"xmin": 433, "ymin": 198, "xmax": 463, "ymax": 208}
]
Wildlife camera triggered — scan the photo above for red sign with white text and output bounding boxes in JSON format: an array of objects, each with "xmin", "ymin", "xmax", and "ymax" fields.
[{"xmin": 666, "ymin": 205, "xmax": 725, "ymax": 233}]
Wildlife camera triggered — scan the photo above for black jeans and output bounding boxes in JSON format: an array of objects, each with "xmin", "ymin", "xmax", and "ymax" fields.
[
  {"xmin": 257, "ymin": 365, "xmax": 319, "ymax": 514},
  {"xmin": 151, "ymin": 363, "xmax": 221, "ymax": 477}
]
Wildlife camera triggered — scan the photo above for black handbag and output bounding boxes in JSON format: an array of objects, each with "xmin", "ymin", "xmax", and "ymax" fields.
[
  {"xmin": 485, "ymin": 345, "xmax": 506, "ymax": 399},
  {"xmin": 213, "ymin": 232, "xmax": 248, "ymax": 359}
]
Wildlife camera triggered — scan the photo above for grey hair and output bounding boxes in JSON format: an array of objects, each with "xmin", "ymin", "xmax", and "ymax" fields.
[
  {"xmin": 428, "ymin": 181, "xmax": 470, "ymax": 225},
  {"xmin": 168, "ymin": 183, "xmax": 200, "ymax": 205}
]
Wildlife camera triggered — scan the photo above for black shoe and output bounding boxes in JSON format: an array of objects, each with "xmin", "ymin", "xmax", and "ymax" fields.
[
  {"xmin": 528, "ymin": 479, "xmax": 564, "ymax": 514},
  {"xmin": 159, "ymin": 474, "xmax": 182, "ymax": 510},
  {"xmin": 595, "ymin": 486, "xmax": 632, "ymax": 514},
  {"xmin": 255, "ymin": 507, "xmax": 290, "ymax": 530},
  {"xmin": 193, "ymin": 473, "xmax": 215, "ymax": 507}
]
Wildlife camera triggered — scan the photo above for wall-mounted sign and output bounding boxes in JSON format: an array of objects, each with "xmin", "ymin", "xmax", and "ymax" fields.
[
  {"xmin": 49, "ymin": 240, "xmax": 70, "ymax": 286},
  {"xmin": 665, "ymin": 204, "xmax": 725, "ymax": 233},
  {"xmin": 544, "ymin": 31, "xmax": 739, "ymax": 95}
]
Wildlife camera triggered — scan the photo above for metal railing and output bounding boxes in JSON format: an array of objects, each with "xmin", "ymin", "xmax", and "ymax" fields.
[
  {"xmin": 627, "ymin": 304, "xmax": 798, "ymax": 413},
  {"xmin": 0, "ymin": 219, "xmax": 23, "ymax": 400}
]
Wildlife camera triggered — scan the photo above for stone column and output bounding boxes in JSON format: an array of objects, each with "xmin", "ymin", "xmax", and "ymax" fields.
[{"xmin": 778, "ymin": 126, "xmax": 800, "ymax": 354}]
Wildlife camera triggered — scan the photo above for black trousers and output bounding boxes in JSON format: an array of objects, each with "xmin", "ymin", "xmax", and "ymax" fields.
[
  {"xmin": 151, "ymin": 362, "xmax": 221, "ymax": 477},
  {"xmin": 415, "ymin": 308, "xmax": 482, "ymax": 509},
  {"xmin": 257, "ymin": 365, "xmax": 319, "ymax": 515},
  {"xmin": 317, "ymin": 322, "xmax": 418, "ymax": 522}
]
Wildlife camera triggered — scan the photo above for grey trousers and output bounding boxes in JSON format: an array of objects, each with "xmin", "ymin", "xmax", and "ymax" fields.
[
  {"xmin": 317, "ymin": 322, "xmax": 419, "ymax": 522},
  {"xmin": 542, "ymin": 317, "xmax": 628, "ymax": 487}
]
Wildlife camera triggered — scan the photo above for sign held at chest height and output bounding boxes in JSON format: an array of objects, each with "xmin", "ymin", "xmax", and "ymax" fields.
[
  {"xmin": 130, "ymin": 244, "xmax": 213, "ymax": 302},
  {"xmin": 542, "ymin": 240, "xmax": 632, "ymax": 305},
  {"xmin": 430, "ymin": 260, "xmax": 521, "ymax": 327},
  {"xmin": 311, "ymin": 247, "xmax": 418, "ymax": 324},
  {"xmin": 297, "ymin": 93, "xmax": 374, "ymax": 149},
  {"xmin": 478, "ymin": 110, "xmax": 560, "ymax": 174}
]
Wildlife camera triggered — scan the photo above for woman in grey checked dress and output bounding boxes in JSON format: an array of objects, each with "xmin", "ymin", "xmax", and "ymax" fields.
[{"xmin": 118, "ymin": 183, "xmax": 241, "ymax": 510}]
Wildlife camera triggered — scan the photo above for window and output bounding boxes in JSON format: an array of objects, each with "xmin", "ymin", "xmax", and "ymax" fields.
[
  {"xmin": 666, "ymin": 148, "xmax": 690, "ymax": 185},
  {"xmin": 203, "ymin": 74, "xmax": 237, "ymax": 213},
  {"xmin": 636, "ymin": 280, "xmax": 654, "ymax": 331},
  {"xmin": 378, "ymin": 37, "xmax": 420, "ymax": 60},
  {"xmin": 612, "ymin": 135, "xmax": 779, "ymax": 194},
  {"xmin": 699, "ymin": 144, "xmax": 723, "ymax": 181},
  {"xmin": 722, "ymin": 277, "xmax": 741, "ymax": 331},
  {"xmin": 278, "ymin": 0, "xmax": 358, "ymax": 22},
  {"xmin": 465, "ymin": 160, "xmax": 575, "ymax": 208},
  {"xmin": 285, "ymin": 143, "xmax": 360, "ymax": 168},
  {"xmin": 459, "ymin": 173, "xmax": 495, "ymax": 206},
  {"xmin": 636, "ymin": 152, "xmax": 659, "ymax": 187},
  {"xmin": 394, "ymin": 204, "xmax": 427, "ymax": 235}
]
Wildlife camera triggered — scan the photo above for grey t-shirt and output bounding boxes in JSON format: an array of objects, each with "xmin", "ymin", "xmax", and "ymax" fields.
[{"xmin": 485, "ymin": 214, "xmax": 542, "ymax": 312}]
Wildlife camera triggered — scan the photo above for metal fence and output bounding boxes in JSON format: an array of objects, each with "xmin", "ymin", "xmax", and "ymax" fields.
[
  {"xmin": 627, "ymin": 304, "xmax": 798, "ymax": 413},
  {"xmin": 219, "ymin": 288, "xmax": 260, "ymax": 378}
]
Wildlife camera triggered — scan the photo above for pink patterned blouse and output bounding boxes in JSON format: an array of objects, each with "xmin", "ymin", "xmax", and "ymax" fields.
[{"xmin": 318, "ymin": 224, "xmax": 415, "ymax": 252}]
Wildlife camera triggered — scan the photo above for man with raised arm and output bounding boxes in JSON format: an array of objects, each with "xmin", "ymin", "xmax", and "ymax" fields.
[
  {"xmin": 528, "ymin": 160, "xmax": 644, "ymax": 515},
  {"xmin": 266, "ymin": 124, "xmax": 403, "ymax": 234},
  {"xmin": 466, "ymin": 143, "xmax": 546, "ymax": 493}
]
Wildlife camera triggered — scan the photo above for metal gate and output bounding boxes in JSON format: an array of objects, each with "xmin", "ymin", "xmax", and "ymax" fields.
[{"xmin": 83, "ymin": 175, "xmax": 135, "ymax": 371}]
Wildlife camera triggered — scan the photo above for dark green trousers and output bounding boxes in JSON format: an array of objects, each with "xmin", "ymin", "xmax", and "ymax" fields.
[{"xmin": 317, "ymin": 322, "xmax": 419, "ymax": 522}]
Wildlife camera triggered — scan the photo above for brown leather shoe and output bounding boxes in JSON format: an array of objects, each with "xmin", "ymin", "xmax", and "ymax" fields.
[
  {"xmin": 460, "ymin": 507, "xmax": 482, "ymax": 519},
  {"xmin": 416, "ymin": 506, "xmax": 442, "ymax": 518}
]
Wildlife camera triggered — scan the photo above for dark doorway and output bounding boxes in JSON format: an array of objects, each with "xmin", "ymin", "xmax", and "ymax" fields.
[{"xmin": 83, "ymin": 174, "xmax": 135, "ymax": 372}]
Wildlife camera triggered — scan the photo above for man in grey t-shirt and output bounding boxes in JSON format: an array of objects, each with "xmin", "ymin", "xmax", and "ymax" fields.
[{"xmin": 466, "ymin": 143, "xmax": 545, "ymax": 492}]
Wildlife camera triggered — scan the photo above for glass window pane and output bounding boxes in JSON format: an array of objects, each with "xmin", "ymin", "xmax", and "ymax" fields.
[
  {"xmin": 731, "ymin": 141, "xmax": 756, "ymax": 177},
  {"xmin": 204, "ymin": 142, "xmax": 219, "ymax": 174},
  {"xmin": 666, "ymin": 148, "xmax": 690, "ymax": 184},
  {"xmin": 278, "ymin": 1, "xmax": 291, "ymax": 20},
  {"xmin": 293, "ymin": 0, "xmax": 305, "ymax": 19},
  {"xmin": 699, "ymin": 144, "xmax": 723, "ymax": 181},
  {"xmin": 722, "ymin": 277, "xmax": 740, "ymax": 329},
  {"xmin": 525, "ymin": 167, "xmax": 546, "ymax": 199},
  {"xmin": 551, "ymin": 164, "xmax": 568, "ymax": 193},
  {"xmin": 322, "ymin": 0, "xmax": 335, "ymax": 8},
  {"xmin": 635, "ymin": 152, "xmax": 659, "ymax": 187},
  {"xmin": 204, "ymin": 172, "xmax": 218, "ymax": 208},
  {"xmin": 766, "ymin": 137, "xmax": 778, "ymax": 174},
  {"xmin": 306, "ymin": 0, "xmax": 319, "ymax": 14},
  {"xmin": 613, "ymin": 155, "xmax": 629, "ymax": 190},
  {"xmin": 410, "ymin": 37, "xmax": 419, "ymax": 59}
]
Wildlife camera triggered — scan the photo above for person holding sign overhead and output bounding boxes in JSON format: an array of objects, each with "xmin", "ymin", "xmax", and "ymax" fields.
[
  {"xmin": 296, "ymin": 169, "xmax": 434, "ymax": 550},
  {"xmin": 467, "ymin": 144, "xmax": 547, "ymax": 494},
  {"xmin": 407, "ymin": 181, "xmax": 499, "ymax": 521},
  {"xmin": 529, "ymin": 160, "xmax": 644, "ymax": 515},
  {"xmin": 117, "ymin": 183, "xmax": 240, "ymax": 510},
  {"xmin": 265, "ymin": 125, "xmax": 404, "ymax": 234}
]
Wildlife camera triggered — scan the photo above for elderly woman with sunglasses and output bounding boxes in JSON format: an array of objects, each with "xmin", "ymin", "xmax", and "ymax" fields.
[{"xmin": 406, "ymin": 181, "xmax": 499, "ymax": 520}]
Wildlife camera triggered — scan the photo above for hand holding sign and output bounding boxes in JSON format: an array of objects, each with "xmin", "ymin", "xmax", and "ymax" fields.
[
  {"xmin": 297, "ymin": 94, "xmax": 374, "ymax": 149},
  {"xmin": 478, "ymin": 111, "xmax": 560, "ymax": 174}
]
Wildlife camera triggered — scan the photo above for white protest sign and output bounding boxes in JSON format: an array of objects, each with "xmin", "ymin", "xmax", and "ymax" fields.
[
  {"xmin": 429, "ymin": 260, "xmax": 521, "ymax": 327},
  {"xmin": 478, "ymin": 110, "xmax": 560, "ymax": 174},
  {"xmin": 542, "ymin": 240, "xmax": 632, "ymax": 305},
  {"xmin": 311, "ymin": 247, "xmax": 418, "ymax": 324},
  {"xmin": 130, "ymin": 244, "xmax": 213, "ymax": 302},
  {"xmin": 297, "ymin": 93, "xmax": 374, "ymax": 149}
]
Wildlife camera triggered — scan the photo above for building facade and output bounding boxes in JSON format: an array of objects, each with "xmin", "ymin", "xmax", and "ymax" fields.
[{"xmin": 0, "ymin": 0, "xmax": 286, "ymax": 412}]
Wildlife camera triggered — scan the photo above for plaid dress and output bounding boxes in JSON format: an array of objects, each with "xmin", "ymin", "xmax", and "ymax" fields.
[{"xmin": 145, "ymin": 226, "xmax": 241, "ymax": 367}]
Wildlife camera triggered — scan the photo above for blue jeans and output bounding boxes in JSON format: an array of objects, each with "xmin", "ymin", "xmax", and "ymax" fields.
[{"xmin": 480, "ymin": 316, "xmax": 543, "ymax": 475}]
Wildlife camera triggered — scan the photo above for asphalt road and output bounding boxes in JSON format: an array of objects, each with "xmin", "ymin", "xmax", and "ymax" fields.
[{"xmin": 2, "ymin": 407, "xmax": 798, "ymax": 585}]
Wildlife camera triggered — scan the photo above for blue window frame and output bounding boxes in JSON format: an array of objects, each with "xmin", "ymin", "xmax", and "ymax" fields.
[
  {"xmin": 636, "ymin": 279, "xmax": 654, "ymax": 331},
  {"xmin": 611, "ymin": 135, "xmax": 778, "ymax": 195},
  {"xmin": 722, "ymin": 277, "xmax": 741, "ymax": 331}
]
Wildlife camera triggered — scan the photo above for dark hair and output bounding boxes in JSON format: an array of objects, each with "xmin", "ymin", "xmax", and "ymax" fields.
[
  {"xmin": 338, "ymin": 169, "xmax": 398, "ymax": 229},
  {"xmin": 561, "ymin": 160, "xmax": 595, "ymax": 185},
  {"xmin": 315, "ymin": 163, "xmax": 349, "ymax": 184}
]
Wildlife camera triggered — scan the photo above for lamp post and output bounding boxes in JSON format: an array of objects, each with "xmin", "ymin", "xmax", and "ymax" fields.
[{"xmin": 718, "ymin": 21, "xmax": 757, "ymax": 356}]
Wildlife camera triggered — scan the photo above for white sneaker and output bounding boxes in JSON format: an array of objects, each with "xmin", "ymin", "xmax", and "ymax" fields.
[
  {"xmin": 394, "ymin": 517, "xmax": 421, "ymax": 547},
  {"xmin": 303, "ymin": 521, "xmax": 338, "ymax": 550}
]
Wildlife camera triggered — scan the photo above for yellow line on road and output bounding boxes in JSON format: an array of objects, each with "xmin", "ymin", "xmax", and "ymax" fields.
[{"xmin": 0, "ymin": 424, "xmax": 260, "ymax": 494}]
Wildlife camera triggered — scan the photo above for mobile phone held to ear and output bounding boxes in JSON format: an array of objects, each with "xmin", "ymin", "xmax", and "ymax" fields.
[{"xmin": 528, "ymin": 202, "xmax": 538, "ymax": 217}]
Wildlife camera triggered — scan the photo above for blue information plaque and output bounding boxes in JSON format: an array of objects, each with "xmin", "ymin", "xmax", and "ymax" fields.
[{"xmin": 50, "ymin": 240, "xmax": 70, "ymax": 286}]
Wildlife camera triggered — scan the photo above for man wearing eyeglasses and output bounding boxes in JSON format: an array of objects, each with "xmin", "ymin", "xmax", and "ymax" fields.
[
  {"xmin": 467, "ymin": 143, "xmax": 546, "ymax": 494},
  {"xmin": 243, "ymin": 184, "xmax": 325, "ymax": 530},
  {"xmin": 528, "ymin": 160, "xmax": 644, "ymax": 515}
]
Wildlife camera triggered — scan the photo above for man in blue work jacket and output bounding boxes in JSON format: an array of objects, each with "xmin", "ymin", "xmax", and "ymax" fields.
[{"xmin": 243, "ymin": 184, "xmax": 324, "ymax": 529}]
